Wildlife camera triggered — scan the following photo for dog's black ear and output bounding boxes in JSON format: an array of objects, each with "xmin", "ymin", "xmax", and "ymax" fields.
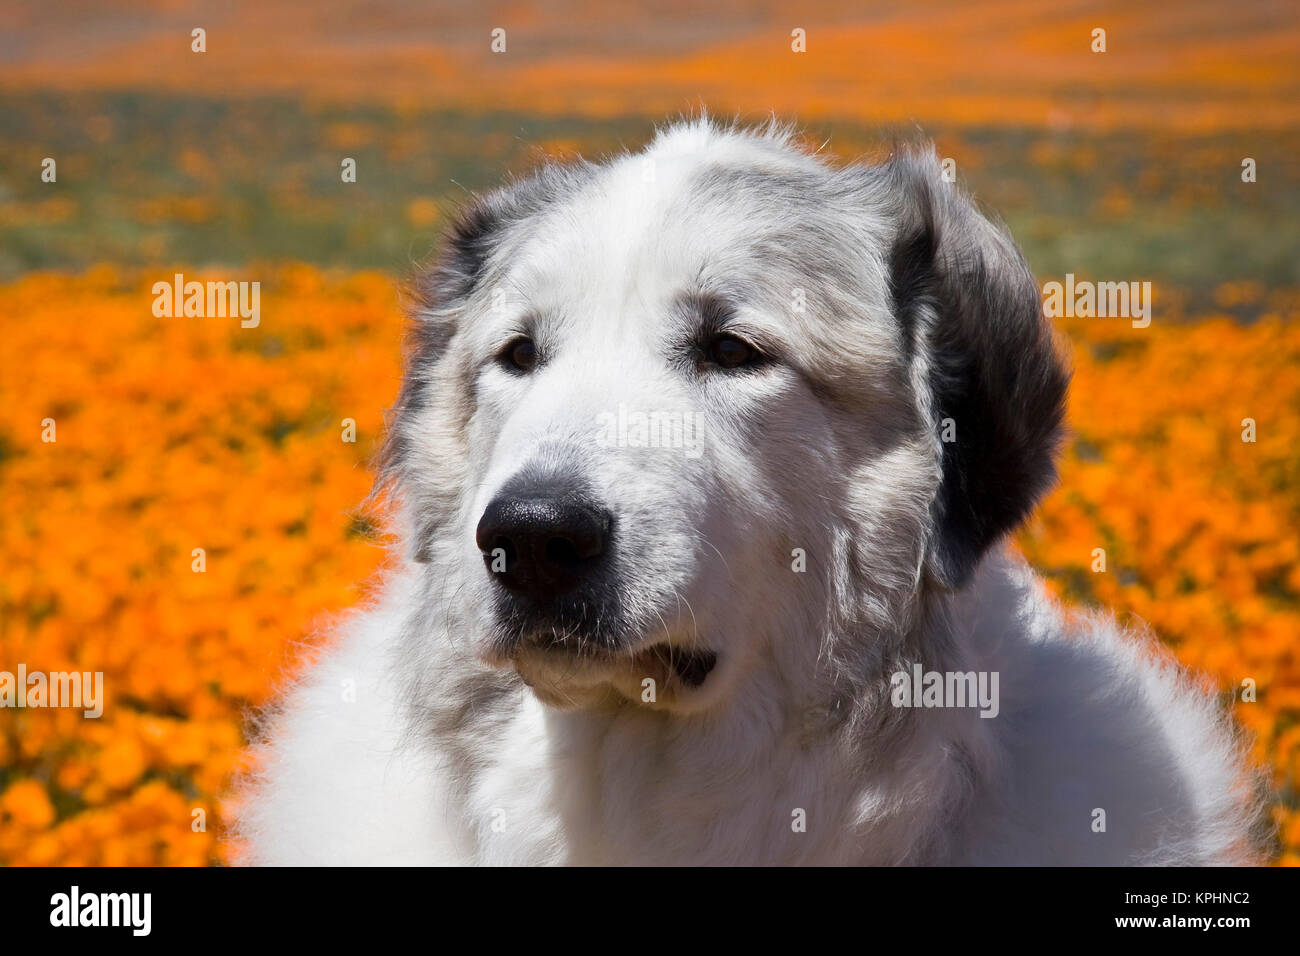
[
  {"xmin": 886, "ymin": 149, "xmax": 1069, "ymax": 591},
  {"xmin": 378, "ymin": 196, "xmax": 515, "ymax": 533},
  {"xmin": 404, "ymin": 193, "xmax": 514, "ymax": 363}
]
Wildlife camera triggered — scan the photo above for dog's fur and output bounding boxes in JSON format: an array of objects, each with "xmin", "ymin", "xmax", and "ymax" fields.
[{"xmin": 233, "ymin": 118, "xmax": 1267, "ymax": 865}]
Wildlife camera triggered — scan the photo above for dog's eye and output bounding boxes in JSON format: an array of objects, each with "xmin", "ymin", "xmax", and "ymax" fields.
[
  {"xmin": 500, "ymin": 337, "xmax": 537, "ymax": 373},
  {"xmin": 705, "ymin": 334, "xmax": 761, "ymax": 370}
]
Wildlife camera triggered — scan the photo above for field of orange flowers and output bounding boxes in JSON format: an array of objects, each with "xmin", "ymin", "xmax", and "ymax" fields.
[
  {"xmin": 6, "ymin": 0, "xmax": 1298, "ymax": 132},
  {"xmin": 0, "ymin": 266, "xmax": 1297, "ymax": 865},
  {"xmin": 0, "ymin": 266, "xmax": 400, "ymax": 865}
]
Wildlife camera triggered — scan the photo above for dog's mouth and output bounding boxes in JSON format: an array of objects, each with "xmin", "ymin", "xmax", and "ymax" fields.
[
  {"xmin": 505, "ymin": 630, "xmax": 719, "ymax": 698},
  {"xmin": 630, "ymin": 643, "xmax": 718, "ymax": 688}
]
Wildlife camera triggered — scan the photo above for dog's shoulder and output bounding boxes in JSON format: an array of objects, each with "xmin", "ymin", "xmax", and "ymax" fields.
[
  {"xmin": 228, "ymin": 574, "xmax": 468, "ymax": 865},
  {"xmin": 956, "ymin": 554, "xmax": 1271, "ymax": 864}
]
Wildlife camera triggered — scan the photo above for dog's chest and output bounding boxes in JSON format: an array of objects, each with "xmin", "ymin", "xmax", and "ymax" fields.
[{"xmin": 458, "ymin": 698, "xmax": 853, "ymax": 865}]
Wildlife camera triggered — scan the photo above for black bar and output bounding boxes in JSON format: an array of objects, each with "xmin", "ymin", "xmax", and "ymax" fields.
[{"xmin": 0, "ymin": 865, "xmax": 1288, "ymax": 942}]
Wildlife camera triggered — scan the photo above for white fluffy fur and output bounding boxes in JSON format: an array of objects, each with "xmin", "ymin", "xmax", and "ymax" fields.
[
  {"xmin": 232, "ymin": 119, "xmax": 1266, "ymax": 866},
  {"xmin": 235, "ymin": 552, "xmax": 1262, "ymax": 865}
]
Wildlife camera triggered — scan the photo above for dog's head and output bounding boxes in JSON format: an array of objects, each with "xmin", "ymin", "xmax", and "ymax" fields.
[{"xmin": 384, "ymin": 119, "xmax": 1067, "ymax": 713}]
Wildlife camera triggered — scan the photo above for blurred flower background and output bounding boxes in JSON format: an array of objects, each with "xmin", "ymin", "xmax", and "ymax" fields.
[{"xmin": 0, "ymin": 0, "xmax": 1297, "ymax": 865}]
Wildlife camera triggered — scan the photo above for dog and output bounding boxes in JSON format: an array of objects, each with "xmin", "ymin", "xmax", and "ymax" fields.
[{"xmin": 233, "ymin": 117, "xmax": 1268, "ymax": 865}]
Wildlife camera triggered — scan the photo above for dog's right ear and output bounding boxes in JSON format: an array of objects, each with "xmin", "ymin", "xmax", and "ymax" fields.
[
  {"xmin": 378, "ymin": 197, "xmax": 515, "ymax": 536},
  {"xmin": 885, "ymin": 149, "xmax": 1070, "ymax": 592},
  {"xmin": 405, "ymin": 193, "xmax": 515, "ymax": 364}
]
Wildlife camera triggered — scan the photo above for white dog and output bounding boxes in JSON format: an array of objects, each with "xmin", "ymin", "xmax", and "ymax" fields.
[{"xmin": 234, "ymin": 118, "xmax": 1267, "ymax": 865}]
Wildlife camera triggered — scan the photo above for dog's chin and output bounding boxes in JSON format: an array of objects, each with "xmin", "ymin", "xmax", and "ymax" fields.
[{"xmin": 493, "ymin": 634, "xmax": 720, "ymax": 712}]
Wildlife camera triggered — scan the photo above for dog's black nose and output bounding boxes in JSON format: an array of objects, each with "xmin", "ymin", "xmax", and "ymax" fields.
[{"xmin": 476, "ymin": 488, "xmax": 612, "ymax": 599}]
